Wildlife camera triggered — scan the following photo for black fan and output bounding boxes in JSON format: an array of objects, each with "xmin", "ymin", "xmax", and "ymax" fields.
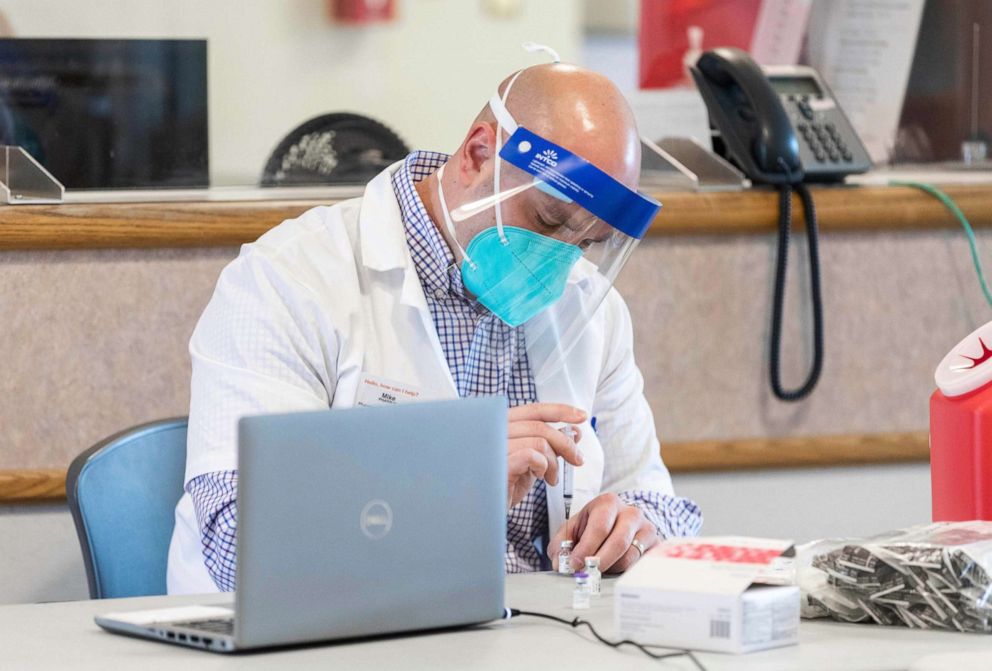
[{"xmin": 260, "ymin": 113, "xmax": 409, "ymax": 186}]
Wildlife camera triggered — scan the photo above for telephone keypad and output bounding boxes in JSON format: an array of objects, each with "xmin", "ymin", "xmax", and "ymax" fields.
[{"xmin": 790, "ymin": 100, "xmax": 855, "ymax": 165}]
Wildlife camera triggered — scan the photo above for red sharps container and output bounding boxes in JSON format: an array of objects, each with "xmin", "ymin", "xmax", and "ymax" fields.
[{"xmin": 931, "ymin": 322, "xmax": 992, "ymax": 521}]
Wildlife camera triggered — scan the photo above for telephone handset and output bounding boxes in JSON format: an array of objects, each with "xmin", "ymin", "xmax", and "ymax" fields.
[
  {"xmin": 691, "ymin": 47, "xmax": 803, "ymax": 184},
  {"xmin": 690, "ymin": 47, "xmax": 871, "ymax": 183},
  {"xmin": 689, "ymin": 48, "xmax": 872, "ymax": 402}
]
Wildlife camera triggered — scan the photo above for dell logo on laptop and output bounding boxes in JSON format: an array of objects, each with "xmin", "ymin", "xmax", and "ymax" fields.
[{"xmin": 360, "ymin": 499, "xmax": 393, "ymax": 539}]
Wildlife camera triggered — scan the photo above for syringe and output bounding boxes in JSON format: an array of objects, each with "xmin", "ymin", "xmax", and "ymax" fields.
[{"xmin": 559, "ymin": 425, "xmax": 578, "ymax": 520}]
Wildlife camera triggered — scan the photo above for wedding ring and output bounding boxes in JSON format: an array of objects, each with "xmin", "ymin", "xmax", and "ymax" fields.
[{"xmin": 631, "ymin": 538, "xmax": 647, "ymax": 558}]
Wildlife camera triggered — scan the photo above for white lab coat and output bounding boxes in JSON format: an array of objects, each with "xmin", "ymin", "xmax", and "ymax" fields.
[{"xmin": 167, "ymin": 162, "xmax": 675, "ymax": 594}]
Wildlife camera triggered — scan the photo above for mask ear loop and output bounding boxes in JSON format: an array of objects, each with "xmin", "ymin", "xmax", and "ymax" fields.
[{"xmin": 436, "ymin": 164, "xmax": 476, "ymax": 270}]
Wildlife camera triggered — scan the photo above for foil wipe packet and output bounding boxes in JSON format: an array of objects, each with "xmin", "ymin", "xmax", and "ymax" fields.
[{"xmin": 797, "ymin": 522, "xmax": 992, "ymax": 633}]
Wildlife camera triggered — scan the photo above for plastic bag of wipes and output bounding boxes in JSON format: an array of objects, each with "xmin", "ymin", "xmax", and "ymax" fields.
[
  {"xmin": 615, "ymin": 536, "xmax": 799, "ymax": 653},
  {"xmin": 798, "ymin": 522, "xmax": 992, "ymax": 633}
]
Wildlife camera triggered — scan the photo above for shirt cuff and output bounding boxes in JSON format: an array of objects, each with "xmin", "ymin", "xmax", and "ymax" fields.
[
  {"xmin": 618, "ymin": 490, "xmax": 703, "ymax": 539},
  {"xmin": 186, "ymin": 470, "xmax": 239, "ymax": 592}
]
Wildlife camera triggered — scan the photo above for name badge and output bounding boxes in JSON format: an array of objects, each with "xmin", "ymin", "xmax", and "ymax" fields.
[{"xmin": 356, "ymin": 373, "xmax": 424, "ymax": 407}]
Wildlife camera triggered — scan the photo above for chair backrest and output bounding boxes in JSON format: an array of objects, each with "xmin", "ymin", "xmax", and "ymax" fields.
[{"xmin": 66, "ymin": 418, "xmax": 188, "ymax": 599}]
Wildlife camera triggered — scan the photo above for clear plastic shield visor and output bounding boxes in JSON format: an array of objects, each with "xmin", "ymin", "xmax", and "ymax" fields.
[
  {"xmin": 439, "ymin": 124, "xmax": 661, "ymax": 383},
  {"xmin": 447, "ymin": 150, "xmax": 642, "ymax": 322}
]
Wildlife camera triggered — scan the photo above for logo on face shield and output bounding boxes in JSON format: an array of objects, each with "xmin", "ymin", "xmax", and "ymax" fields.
[{"xmin": 535, "ymin": 148, "xmax": 559, "ymax": 167}]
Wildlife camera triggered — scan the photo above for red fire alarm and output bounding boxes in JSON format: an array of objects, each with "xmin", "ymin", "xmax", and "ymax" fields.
[{"xmin": 330, "ymin": 0, "xmax": 396, "ymax": 24}]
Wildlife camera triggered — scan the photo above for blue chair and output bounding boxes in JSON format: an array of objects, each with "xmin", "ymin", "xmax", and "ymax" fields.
[{"xmin": 66, "ymin": 417, "xmax": 188, "ymax": 599}]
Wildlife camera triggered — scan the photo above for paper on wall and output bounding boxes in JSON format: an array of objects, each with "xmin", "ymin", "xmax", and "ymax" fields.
[
  {"xmin": 750, "ymin": 0, "xmax": 814, "ymax": 66},
  {"xmin": 805, "ymin": 0, "xmax": 925, "ymax": 164}
]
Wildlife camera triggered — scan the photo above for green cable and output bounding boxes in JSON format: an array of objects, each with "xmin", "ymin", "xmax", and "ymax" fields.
[{"xmin": 890, "ymin": 180, "xmax": 992, "ymax": 309}]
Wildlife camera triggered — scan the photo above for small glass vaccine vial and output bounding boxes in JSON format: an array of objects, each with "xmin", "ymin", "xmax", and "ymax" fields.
[
  {"xmin": 557, "ymin": 540, "xmax": 574, "ymax": 575},
  {"xmin": 584, "ymin": 556, "xmax": 602, "ymax": 596},
  {"xmin": 572, "ymin": 571, "xmax": 591, "ymax": 610}
]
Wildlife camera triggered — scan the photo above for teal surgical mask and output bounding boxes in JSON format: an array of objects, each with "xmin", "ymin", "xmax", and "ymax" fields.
[{"xmin": 436, "ymin": 165, "xmax": 583, "ymax": 327}]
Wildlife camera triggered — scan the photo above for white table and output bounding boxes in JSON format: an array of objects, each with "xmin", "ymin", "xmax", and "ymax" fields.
[{"xmin": 1, "ymin": 573, "xmax": 990, "ymax": 670}]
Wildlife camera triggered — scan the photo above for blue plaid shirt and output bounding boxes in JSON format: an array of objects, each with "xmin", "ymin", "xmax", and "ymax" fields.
[{"xmin": 188, "ymin": 152, "xmax": 702, "ymax": 590}]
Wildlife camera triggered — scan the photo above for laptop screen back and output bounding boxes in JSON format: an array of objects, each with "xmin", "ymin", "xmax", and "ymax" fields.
[{"xmin": 235, "ymin": 397, "xmax": 507, "ymax": 648}]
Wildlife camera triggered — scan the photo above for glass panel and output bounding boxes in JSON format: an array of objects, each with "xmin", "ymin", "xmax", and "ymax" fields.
[
  {"xmin": 0, "ymin": 145, "xmax": 64, "ymax": 203},
  {"xmin": 0, "ymin": 39, "xmax": 208, "ymax": 190}
]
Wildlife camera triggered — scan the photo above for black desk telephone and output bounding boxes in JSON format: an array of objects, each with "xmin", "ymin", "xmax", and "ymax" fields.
[
  {"xmin": 690, "ymin": 47, "xmax": 871, "ymax": 183},
  {"xmin": 690, "ymin": 48, "xmax": 872, "ymax": 401}
]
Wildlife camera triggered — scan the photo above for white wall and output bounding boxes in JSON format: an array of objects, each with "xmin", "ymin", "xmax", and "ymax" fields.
[
  {"xmin": 677, "ymin": 464, "xmax": 933, "ymax": 542},
  {"xmin": 0, "ymin": 504, "xmax": 88, "ymax": 604},
  {"xmin": 2, "ymin": 0, "xmax": 582, "ymax": 185}
]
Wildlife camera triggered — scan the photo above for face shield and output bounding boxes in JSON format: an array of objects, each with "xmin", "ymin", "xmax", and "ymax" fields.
[{"xmin": 436, "ymin": 66, "xmax": 661, "ymax": 383}]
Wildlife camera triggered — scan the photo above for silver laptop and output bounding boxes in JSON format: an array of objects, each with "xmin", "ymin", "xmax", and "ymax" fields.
[{"xmin": 96, "ymin": 397, "xmax": 508, "ymax": 652}]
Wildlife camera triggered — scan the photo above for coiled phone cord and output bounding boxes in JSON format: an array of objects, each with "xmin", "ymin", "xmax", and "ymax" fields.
[{"xmin": 769, "ymin": 182, "xmax": 824, "ymax": 401}]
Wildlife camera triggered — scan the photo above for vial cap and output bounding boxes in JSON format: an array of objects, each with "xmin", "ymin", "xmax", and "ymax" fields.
[
  {"xmin": 585, "ymin": 556, "xmax": 600, "ymax": 568},
  {"xmin": 560, "ymin": 540, "xmax": 574, "ymax": 549}
]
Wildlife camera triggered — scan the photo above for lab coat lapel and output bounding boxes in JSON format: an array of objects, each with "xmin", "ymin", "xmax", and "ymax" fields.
[{"xmin": 358, "ymin": 164, "xmax": 458, "ymax": 399}]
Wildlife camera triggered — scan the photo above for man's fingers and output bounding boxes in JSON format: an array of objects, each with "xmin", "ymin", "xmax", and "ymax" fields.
[
  {"xmin": 547, "ymin": 509, "xmax": 587, "ymax": 562},
  {"xmin": 508, "ymin": 438, "xmax": 557, "ymax": 484},
  {"xmin": 547, "ymin": 516, "xmax": 580, "ymax": 571},
  {"xmin": 506, "ymin": 448, "xmax": 549, "ymax": 508},
  {"xmin": 570, "ymin": 501, "xmax": 618, "ymax": 570},
  {"xmin": 593, "ymin": 506, "xmax": 642, "ymax": 572},
  {"xmin": 508, "ymin": 442, "xmax": 552, "ymax": 478},
  {"xmin": 508, "ymin": 403, "xmax": 586, "ymax": 425},
  {"xmin": 609, "ymin": 524, "xmax": 659, "ymax": 574},
  {"xmin": 508, "ymin": 421, "xmax": 584, "ymax": 466}
]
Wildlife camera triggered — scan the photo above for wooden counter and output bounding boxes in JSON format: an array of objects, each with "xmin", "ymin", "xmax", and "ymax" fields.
[
  {"xmin": 0, "ymin": 431, "xmax": 930, "ymax": 503},
  {"xmin": 1, "ymin": 183, "xmax": 991, "ymax": 251},
  {"xmin": 0, "ymin": 182, "xmax": 955, "ymax": 502}
]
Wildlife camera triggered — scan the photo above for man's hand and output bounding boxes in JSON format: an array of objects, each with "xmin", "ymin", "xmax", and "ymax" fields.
[
  {"xmin": 507, "ymin": 403, "xmax": 585, "ymax": 510},
  {"xmin": 549, "ymin": 493, "xmax": 659, "ymax": 574}
]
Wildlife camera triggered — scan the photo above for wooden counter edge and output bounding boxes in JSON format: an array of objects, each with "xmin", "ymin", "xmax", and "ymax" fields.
[
  {"xmin": 0, "ymin": 468, "xmax": 67, "ymax": 503},
  {"xmin": 2, "ymin": 184, "xmax": 991, "ymax": 251},
  {"xmin": 662, "ymin": 430, "xmax": 929, "ymax": 473},
  {"xmin": 0, "ymin": 431, "xmax": 929, "ymax": 503}
]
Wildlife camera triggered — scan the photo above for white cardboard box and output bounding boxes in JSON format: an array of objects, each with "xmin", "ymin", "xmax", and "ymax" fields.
[{"xmin": 615, "ymin": 536, "xmax": 800, "ymax": 654}]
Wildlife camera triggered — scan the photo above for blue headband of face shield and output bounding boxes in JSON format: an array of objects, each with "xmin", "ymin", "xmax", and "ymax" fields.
[{"xmin": 494, "ymin": 130, "xmax": 661, "ymax": 241}]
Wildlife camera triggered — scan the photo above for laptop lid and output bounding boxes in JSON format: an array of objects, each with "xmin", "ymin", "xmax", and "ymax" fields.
[{"xmin": 234, "ymin": 397, "xmax": 507, "ymax": 649}]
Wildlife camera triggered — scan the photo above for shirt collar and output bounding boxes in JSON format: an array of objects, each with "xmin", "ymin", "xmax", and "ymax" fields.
[{"xmin": 392, "ymin": 151, "xmax": 470, "ymax": 298}]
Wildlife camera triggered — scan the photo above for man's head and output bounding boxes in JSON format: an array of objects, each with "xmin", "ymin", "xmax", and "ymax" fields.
[
  {"xmin": 422, "ymin": 63, "xmax": 642, "ymax": 255},
  {"xmin": 412, "ymin": 59, "xmax": 658, "ymax": 331}
]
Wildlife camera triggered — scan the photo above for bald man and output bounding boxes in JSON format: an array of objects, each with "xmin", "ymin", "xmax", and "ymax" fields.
[{"xmin": 166, "ymin": 62, "xmax": 702, "ymax": 594}]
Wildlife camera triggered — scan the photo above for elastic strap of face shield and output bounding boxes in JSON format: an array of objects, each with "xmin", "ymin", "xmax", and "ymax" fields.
[
  {"xmin": 489, "ymin": 42, "xmax": 560, "ymax": 243},
  {"xmin": 491, "ymin": 70, "xmax": 524, "ymax": 243},
  {"xmin": 489, "ymin": 91, "xmax": 519, "ymax": 137},
  {"xmin": 488, "ymin": 42, "xmax": 559, "ymax": 135}
]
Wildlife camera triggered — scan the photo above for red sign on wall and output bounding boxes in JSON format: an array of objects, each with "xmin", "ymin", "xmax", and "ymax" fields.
[
  {"xmin": 330, "ymin": 0, "xmax": 396, "ymax": 24},
  {"xmin": 639, "ymin": 0, "xmax": 762, "ymax": 89}
]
